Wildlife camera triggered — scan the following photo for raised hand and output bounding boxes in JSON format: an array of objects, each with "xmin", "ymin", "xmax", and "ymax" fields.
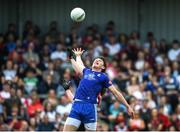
[{"xmin": 72, "ymin": 48, "xmax": 85, "ymax": 56}]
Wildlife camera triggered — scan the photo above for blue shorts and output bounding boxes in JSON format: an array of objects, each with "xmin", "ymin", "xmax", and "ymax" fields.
[{"xmin": 68, "ymin": 101, "xmax": 97, "ymax": 123}]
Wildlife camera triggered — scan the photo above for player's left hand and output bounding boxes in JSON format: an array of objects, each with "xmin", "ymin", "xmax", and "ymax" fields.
[
  {"xmin": 62, "ymin": 80, "xmax": 71, "ymax": 91},
  {"xmin": 127, "ymin": 105, "xmax": 135, "ymax": 119}
]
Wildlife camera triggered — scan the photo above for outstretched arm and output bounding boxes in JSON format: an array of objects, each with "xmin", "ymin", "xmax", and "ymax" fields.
[
  {"xmin": 70, "ymin": 48, "xmax": 85, "ymax": 75},
  {"xmin": 108, "ymin": 85, "xmax": 134, "ymax": 118}
]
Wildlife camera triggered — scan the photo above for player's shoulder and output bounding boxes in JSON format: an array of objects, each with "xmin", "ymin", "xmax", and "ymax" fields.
[
  {"xmin": 83, "ymin": 67, "xmax": 91, "ymax": 73},
  {"xmin": 99, "ymin": 72, "xmax": 109, "ymax": 79}
]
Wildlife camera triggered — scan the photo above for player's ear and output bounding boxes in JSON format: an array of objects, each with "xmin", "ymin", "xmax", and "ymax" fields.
[{"xmin": 101, "ymin": 65, "xmax": 105, "ymax": 70}]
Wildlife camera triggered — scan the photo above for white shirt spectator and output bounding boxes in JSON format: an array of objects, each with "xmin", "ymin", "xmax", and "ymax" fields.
[
  {"xmin": 0, "ymin": 91, "xmax": 10, "ymax": 99},
  {"xmin": 40, "ymin": 111, "xmax": 56, "ymax": 122},
  {"xmin": 50, "ymin": 51, "xmax": 67, "ymax": 61},
  {"xmin": 168, "ymin": 48, "xmax": 180, "ymax": 61},
  {"xmin": 3, "ymin": 70, "xmax": 16, "ymax": 81},
  {"xmin": 155, "ymin": 55, "xmax": 164, "ymax": 64},
  {"xmin": 147, "ymin": 100, "xmax": 156, "ymax": 109},
  {"xmin": 135, "ymin": 60, "xmax": 145, "ymax": 70},
  {"xmin": 93, "ymin": 45, "xmax": 103, "ymax": 58},
  {"xmin": 105, "ymin": 42, "xmax": 121, "ymax": 56},
  {"xmin": 56, "ymin": 103, "xmax": 72, "ymax": 115}
]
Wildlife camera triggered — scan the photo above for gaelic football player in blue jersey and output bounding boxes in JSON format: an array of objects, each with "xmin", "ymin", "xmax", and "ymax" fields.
[{"xmin": 63, "ymin": 48, "xmax": 134, "ymax": 131}]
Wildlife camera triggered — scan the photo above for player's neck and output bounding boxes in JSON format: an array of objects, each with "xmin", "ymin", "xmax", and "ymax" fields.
[{"xmin": 92, "ymin": 67, "xmax": 102, "ymax": 72}]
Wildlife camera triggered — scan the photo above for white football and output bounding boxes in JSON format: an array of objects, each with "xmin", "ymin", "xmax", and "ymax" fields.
[{"xmin": 70, "ymin": 7, "xmax": 85, "ymax": 22}]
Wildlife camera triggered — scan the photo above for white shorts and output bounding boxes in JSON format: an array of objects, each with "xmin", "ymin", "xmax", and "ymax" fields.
[{"xmin": 65, "ymin": 117, "xmax": 97, "ymax": 130}]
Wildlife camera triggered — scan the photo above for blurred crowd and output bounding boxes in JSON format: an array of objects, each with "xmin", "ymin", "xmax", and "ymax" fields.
[{"xmin": 0, "ymin": 20, "xmax": 179, "ymax": 131}]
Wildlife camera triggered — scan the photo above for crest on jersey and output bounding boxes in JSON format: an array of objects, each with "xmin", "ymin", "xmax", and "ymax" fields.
[{"xmin": 109, "ymin": 80, "xmax": 112, "ymax": 85}]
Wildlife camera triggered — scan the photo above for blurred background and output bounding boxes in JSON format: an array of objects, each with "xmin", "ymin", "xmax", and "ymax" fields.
[{"xmin": 0, "ymin": 0, "xmax": 179, "ymax": 131}]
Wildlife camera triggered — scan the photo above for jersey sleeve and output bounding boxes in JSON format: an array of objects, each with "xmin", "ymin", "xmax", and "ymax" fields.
[
  {"xmin": 103, "ymin": 75, "xmax": 112, "ymax": 88},
  {"xmin": 83, "ymin": 67, "xmax": 89, "ymax": 74}
]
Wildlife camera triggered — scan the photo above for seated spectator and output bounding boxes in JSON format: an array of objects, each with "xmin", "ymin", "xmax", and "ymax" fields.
[
  {"xmin": 23, "ymin": 68, "xmax": 38, "ymax": 94},
  {"xmin": 37, "ymin": 114, "xmax": 55, "ymax": 131},
  {"xmin": 16, "ymin": 88, "xmax": 32, "ymax": 108},
  {"xmin": 28, "ymin": 117, "xmax": 37, "ymax": 131},
  {"xmin": 105, "ymin": 35, "xmax": 121, "ymax": 56},
  {"xmin": 108, "ymin": 100, "xmax": 126, "ymax": 122},
  {"xmin": 139, "ymin": 99, "xmax": 151, "ymax": 130},
  {"xmin": 27, "ymin": 90, "xmax": 43, "ymax": 117},
  {"xmin": 5, "ymin": 33, "xmax": 16, "ymax": 53},
  {"xmin": 50, "ymin": 43, "xmax": 67, "ymax": 61},
  {"xmin": 171, "ymin": 61, "xmax": 180, "ymax": 83},
  {"xmin": 148, "ymin": 108, "xmax": 166, "ymax": 131},
  {"xmin": 38, "ymin": 75, "xmax": 57, "ymax": 94},
  {"xmin": 23, "ymin": 42, "xmax": 40, "ymax": 64},
  {"xmin": 135, "ymin": 51, "xmax": 145, "ymax": 71},
  {"xmin": 114, "ymin": 112, "xmax": 127, "ymax": 132},
  {"xmin": 145, "ymin": 75, "xmax": 159, "ymax": 93},
  {"xmin": 145, "ymin": 91, "xmax": 156, "ymax": 109},
  {"xmin": 158, "ymin": 95, "xmax": 172, "ymax": 115},
  {"xmin": 56, "ymin": 95, "xmax": 72, "ymax": 116},
  {"xmin": 127, "ymin": 76, "xmax": 143, "ymax": 100},
  {"xmin": 42, "ymin": 61, "xmax": 60, "ymax": 84},
  {"xmin": 1, "ymin": 60, "xmax": 17, "ymax": 82},
  {"xmin": 168, "ymin": 40, "xmax": 180, "ymax": 61},
  {"xmin": 0, "ymin": 81, "xmax": 11, "ymax": 99},
  {"xmin": 3, "ymin": 88, "xmax": 22, "ymax": 118},
  {"xmin": 129, "ymin": 110, "xmax": 145, "ymax": 131},
  {"xmin": 44, "ymin": 89, "xmax": 58, "ymax": 108},
  {"xmin": 129, "ymin": 31, "xmax": 141, "ymax": 47},
  {"xmin": 40, "ymin": 102, "xmax": 56, "ymax": 123},
  {"xmin": 47, "ymin": 21, "xmax": 59, "ymax": 43},
  {"xmin": 92, "ymin": 39, "xmax": 103, "ymax": 58},
  {"xmin": 8, "ymin": 106, "xmax": 24, "ymax": 131},
  {"xmin": 159, "ymin": 66, "xmax": 179, "ymax": 112}
]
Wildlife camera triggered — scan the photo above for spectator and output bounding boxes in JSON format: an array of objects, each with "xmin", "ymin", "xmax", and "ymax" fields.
[
  {"xmin": 28, "ymin": 117, "xmax": 37, "ymax": 131},
  {"xmin": 23, "ymin": 68, "xmax": 38, "ymax": 94},
  {"xmin": 168, "ymin": 40, "xmax": 180, "ymax": 61},
  {"xmin": 5, "ymin": 33, "xmax": 16, "ymax": 53},
  {"xmin": 38, "ymin": 74, "xmax": 57, "ymax": 94},
  {"xmin": 127, "ymin": 76, "xmax": 143, "ymax": 100},
  {"xmin": 40, "ymin": 102, "xmax": 56, "ymax": 123},
  {"xmin": 159, "ymin": 66, "xmax": 179, "ymax": 112},
  {"xmin": 23, "ymin": 42, "xmax": 40, "ymax": 64},
  {"xmin": 44, "ymin": 89, "xmax": 58, "ymax": 107},
  {"xmin": 105, "ymin": 35, "xmax": 121, "ymax": 56},
  {"xmin": 0, "ymin": 81, "xmax": 11, "ymax": 99},
  {"xmin": 16, "ymin": 88, "xmax": 32, "ymax": 108},
  {"xmin": 3, "ymin": 87, "xmax": 22, "ymax": 118},
  {"xmin": 1, "ymin": 60, "xmax": 17, "ymax": 82},
  {"xmin": 27, "ymin": 90, "xmax": 43, "ymax": 117},
  {"xmin": 158, "ymin": 95, "xmax": 172, "ymax": 115},
  {"xmin": 42, "ymin": 61, "xmax": 60, "ymax": 84},
  {"xmin": 114, "ymin": 112, "xmax": 127, "ymax": 132},
  {"xmin": 56, "ymin": 95, "xmax": 72, "ymax": 116},
  {"xmin": 145, "ymin": 91, "xmax": 156, "ymax": 109},
  {"xmin": 37, "ymin": 114, "xmax": 55, "ymax": 131},
  {"xmin": 129, "ymin": 110, "xmax": 145, "ymax": 131},
  {"xmin": 135, "ymin": 51, "xmax": 145, "ymax": 71},
  {"xmin": 50, "ymin": 43, "xmax": 67, "ymax": 61}
]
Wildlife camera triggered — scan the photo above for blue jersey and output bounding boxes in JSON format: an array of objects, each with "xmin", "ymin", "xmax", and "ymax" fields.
[{"xmin": 74, "ymin": 68, "xmax": 112, "ymax": 104}]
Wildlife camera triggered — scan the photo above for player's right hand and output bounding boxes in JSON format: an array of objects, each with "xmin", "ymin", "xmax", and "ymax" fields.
[
  {"xmin": 62, "ymin": 80, "xmax": 71, "ymax": 91},
  {"xmin": 127, "ymin": 105, "xmax": 135, "ymax": 119},
  {"xmin": 72, "ymin": 48, "xmax": 85, "ymax": 56}
]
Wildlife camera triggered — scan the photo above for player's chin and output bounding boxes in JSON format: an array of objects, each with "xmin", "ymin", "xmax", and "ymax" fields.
[{"xmin": 92, "ymin": 65, "xmax": 99, "ymax": 69}]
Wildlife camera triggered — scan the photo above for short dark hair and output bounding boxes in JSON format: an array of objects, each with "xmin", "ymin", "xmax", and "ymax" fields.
[{"xmin": 93, "ymin": 56, "xmax": 107, "ymax": 72}]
